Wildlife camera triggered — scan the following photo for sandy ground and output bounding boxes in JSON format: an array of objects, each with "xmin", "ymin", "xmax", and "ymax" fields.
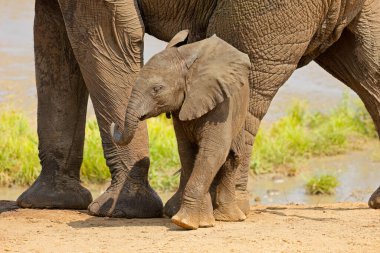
[{"xmin": 0, "ymin": 201, "xmax": 379, "ymax": 253}]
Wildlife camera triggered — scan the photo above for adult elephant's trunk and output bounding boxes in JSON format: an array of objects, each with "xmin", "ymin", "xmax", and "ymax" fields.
[{"xmin": 111, "ymin": 95, "xmax": 142, "ymax": 146}]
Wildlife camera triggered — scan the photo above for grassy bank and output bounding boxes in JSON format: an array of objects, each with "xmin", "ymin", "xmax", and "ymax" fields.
[
  {"xmin": 0, "ymin": 96, "xmax": 377, "ymax": 191},
  {"xmin": 251, "ymin": 96, "xmax": 377, "ymax": 175}
]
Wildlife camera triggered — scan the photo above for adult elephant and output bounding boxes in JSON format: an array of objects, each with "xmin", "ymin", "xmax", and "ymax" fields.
[{"xmin": 17, "ymin": 0, "xmax": 380, "ymax": 217}]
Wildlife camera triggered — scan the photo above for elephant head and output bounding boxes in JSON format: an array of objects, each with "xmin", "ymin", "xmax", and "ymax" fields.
[{"xmin": 111, "ymin": 30, "xmax": 251, "ymax": 145}]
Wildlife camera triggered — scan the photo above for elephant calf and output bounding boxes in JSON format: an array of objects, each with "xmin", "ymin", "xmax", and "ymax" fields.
[{"xmin": 111, "ymin": 30, "xmax": 251, "ymax": 229}]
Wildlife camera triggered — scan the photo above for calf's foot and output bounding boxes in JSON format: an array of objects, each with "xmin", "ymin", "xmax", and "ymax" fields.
[
  {"xmin": 172, "ymin": 205, "xmax": 201, "ymax": 230},
  {"xmin": 17, "ymin": 174, "xmax": 92, "ymax": 209},
  {"xmin": 172, "ymin": 193, "xmax": 215, "ymax": 230},
  {"xmin": 214, "ymin": 201, "xmax": 246, "ymax": 222},
  {"xmin": 236, "ymin": 189, "xmax": 250, "ymax": 215}
]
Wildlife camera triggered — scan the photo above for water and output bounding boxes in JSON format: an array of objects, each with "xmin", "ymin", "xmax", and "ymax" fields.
[
  {"xmin": 249, "ymin": 147, "xmax": 380, "ymax": 205},
  {"xmin": 1, "ymin": 1, "xmax": 377, "ymax": 205}
]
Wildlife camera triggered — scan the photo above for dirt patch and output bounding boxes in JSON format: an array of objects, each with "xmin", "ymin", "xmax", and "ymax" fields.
[{"xmin": 0, "ymin": 201, "xmax": 379, "ymax": 252}]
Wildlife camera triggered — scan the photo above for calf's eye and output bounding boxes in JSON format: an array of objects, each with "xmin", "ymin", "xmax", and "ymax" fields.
[{"xmin": 153, "ymin": 85, "xmax": 163, "ymax": 93}]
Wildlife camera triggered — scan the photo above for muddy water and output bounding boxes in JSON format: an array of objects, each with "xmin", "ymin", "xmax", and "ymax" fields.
[
  {"xmin": 249, "ymin": 146, "xmax": 380, "ymax": 205},
  {"xmin": 1, "ymin": 1, "xmax": 379, "ymax": 205}
]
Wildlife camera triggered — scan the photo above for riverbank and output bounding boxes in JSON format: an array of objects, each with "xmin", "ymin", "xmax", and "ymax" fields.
[
  {"xmin": 1, "ymin": 97, "xmax": 376, "ymax": 189},
  {"xmin": 0, "ymin": 201, "xmax": 378, "ymax": 252}
]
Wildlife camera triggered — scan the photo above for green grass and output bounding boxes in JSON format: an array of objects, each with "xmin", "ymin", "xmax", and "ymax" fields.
[
  {"xmin": 0, "ymin": 110, "xmax": 39, "ymax": 185},
  {"xmin": 0, "ymin": 110, "xmax": 180, "ymax": 190},
  {"xmin": 81, "ymin": 120, "xmax": 110, "ymax": 183},
  {"xmin": 147, "ymin": 115, "xmax": 180, "ymax": 190},
  {"xmin": 0, "ymin": 95, "xmax": 377, "ymax": 191},
  {"xmin": 306, "ymin": 174, "xmax": 339, "ymax": 195}
]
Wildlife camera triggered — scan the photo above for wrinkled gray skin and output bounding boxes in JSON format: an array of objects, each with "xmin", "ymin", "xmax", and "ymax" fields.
[
  {"xmin": 112, "ymin": 31, "xmax": 251, "ymax": 229},
  {"xmin": 18, "ymin": 0, "xmax": 380, "ymax": 217}
]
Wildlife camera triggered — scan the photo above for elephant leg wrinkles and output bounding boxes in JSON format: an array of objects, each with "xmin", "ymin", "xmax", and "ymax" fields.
[
  {"xmin": 57, "ymin": 0, "xmax": 163, "ymax": 218},
  {"xmin": 172, "ymin": 143, "xmax": 229, "ymax": 229},
  {"xmin": 166, "ymin": 119, "xmax": 216, "ymax": 227},
  {"xmin": 17, "ymin": 0, "xmax": 92, "ymax": 210},
  {"xmin": 214, "ymin": 152, "xmax": 247, "ymax": 222},
  {"xmin": 315, "ymin": 0, "xmax": 380, "ymax": 209},
  {"xmin": 19, "ymin": 0, "xmax": 163, "ymax": 217}
]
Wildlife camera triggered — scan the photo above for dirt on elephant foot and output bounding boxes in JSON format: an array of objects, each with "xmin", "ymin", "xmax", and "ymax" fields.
[
  {"xmin": 171, "ymin": 206, "xmax": 201, "ymax": 230},
  {"xmin": 199, "ymin": 193, "xmax": 216, "ymax": 228},
  {"xmin": 87, "ymin": 180, "xmax": 163, "ymax": 218},
  {"xmin": 235, "ymin": 190, "xmax": 250, "ymax": 215},
  {"xmin": 213, "ymin": 202, "xmax": 247, "ymax": 221},
  {"xmin": 172, "ymin": 194, "xmax": 216, "ymax": 230},
  {"xmin": 1, "ymin": 202, "xmax": 379, "ymax": 252},
  {"xmin": 16, "ymin": 175, "xmax": 93, "ymax": 210}
]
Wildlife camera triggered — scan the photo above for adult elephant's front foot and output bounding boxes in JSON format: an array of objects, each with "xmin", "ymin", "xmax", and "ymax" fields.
[
  {"xmin": 17, "ymin": 174, "xmax": 92, "ymax": 209},
  {"xmin": 88, "ymin": 177, "xmax": 163, "ymax": 218},
  {"xmin": 368, "ymin": 186, "xmax": 380, "ymax": 209}
]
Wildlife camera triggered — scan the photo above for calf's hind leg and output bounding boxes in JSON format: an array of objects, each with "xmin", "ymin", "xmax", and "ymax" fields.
[
  {"xmin": 214, "ymin": 152, "xmax": 246, "ymax": 222},
  {"xmin": 207, "ymin": 0, "xmax": 321, "ymax": 215}
]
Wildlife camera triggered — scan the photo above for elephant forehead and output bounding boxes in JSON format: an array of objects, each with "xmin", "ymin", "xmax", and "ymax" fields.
[
  {"xmin": 136, "ymin": 73, "xmax": 164, "ymax": 85},
  {"xmin": 145, "ymin": 50, "xmax": 178, "ymax": 69}
]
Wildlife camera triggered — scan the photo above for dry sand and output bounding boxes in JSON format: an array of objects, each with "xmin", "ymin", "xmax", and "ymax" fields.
[{"xmin": 0, "ymin": 201, "xmax": 379, "ymax": 253}]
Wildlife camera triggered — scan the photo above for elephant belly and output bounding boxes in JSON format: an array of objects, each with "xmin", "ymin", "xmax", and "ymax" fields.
[{"xmin": 299, "ymin": 0, "xmax": 366, "ymax": 68}]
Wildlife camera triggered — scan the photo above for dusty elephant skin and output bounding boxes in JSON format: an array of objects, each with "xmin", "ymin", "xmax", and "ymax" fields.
[
  {"xmin": 19, "ymin": 0, "xmax": 380, "ymax": 217},
  {"xmin": 111, "ymin": 30, "xmax": 251, "ymax": 229}
]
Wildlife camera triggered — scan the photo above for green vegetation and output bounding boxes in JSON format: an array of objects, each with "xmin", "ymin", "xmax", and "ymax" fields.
[
  {"xmin": 0, "ymin": 110, "xmax": 39, "ymax": 186},
  {"xmin": 0, "ymin": 95, "xmax": 377, "ymax": 191},
  {"xmin": 0, "ymin": 110, "xmax": 180, "ymax": 190},
  {"xmin": 81, "ymin": 120, "xmax": 110, "ymax": 183},
  {"xmin": 306, "ymin": 174, "xmax": 339, "ymax": 195},
  {"xmin": 80, "ymin": 115, "xmax": 180, "ymax": 189},
  {"xmin": 146, "ymin": 115, "xmax": 180, "ymax": 190},
  {"xmin": 250, "ymin": 96, "xmax": 376, "ymax": 175}
]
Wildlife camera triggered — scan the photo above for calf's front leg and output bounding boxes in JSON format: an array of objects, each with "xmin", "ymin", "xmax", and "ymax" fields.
[{"xmin": 172, "ymin": 142, "xmax": 229, "ymax": 230}]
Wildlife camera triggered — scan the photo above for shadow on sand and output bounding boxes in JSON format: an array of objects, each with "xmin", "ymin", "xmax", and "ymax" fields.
[{"xmin": 67, "ymin": 216, "xmax": 178, "ymax": 230}]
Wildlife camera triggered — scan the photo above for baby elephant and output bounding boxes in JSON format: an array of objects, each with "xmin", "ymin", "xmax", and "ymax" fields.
[{"xmin": 111, "ymin": 30, "xmax": 251, "ymax": 229}]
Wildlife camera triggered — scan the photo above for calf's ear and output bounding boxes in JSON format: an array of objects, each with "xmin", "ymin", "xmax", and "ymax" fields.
[
  {"xmin": 178, "ymin": 35, "xmax": 251, "ymax": 121},
  {"xmin": 166, "ymin": 30, "xmax": 190, "ymax": 48}
]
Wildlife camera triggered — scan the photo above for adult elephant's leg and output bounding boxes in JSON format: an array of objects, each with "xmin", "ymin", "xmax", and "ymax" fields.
[
  {"xmin": 207, "ymin": 0, "xmax": 320, "ymax": 214},
  {"xmin": 58, "ymin": 0, "xmax": 163, "ymax": 217},
  {"xmin": 17, "ymin": 0, "xmax": 92, "ymax": 209},
  {"xmin": 315, "ymin": 0, "xmax": 380, "ymax": 208}
]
